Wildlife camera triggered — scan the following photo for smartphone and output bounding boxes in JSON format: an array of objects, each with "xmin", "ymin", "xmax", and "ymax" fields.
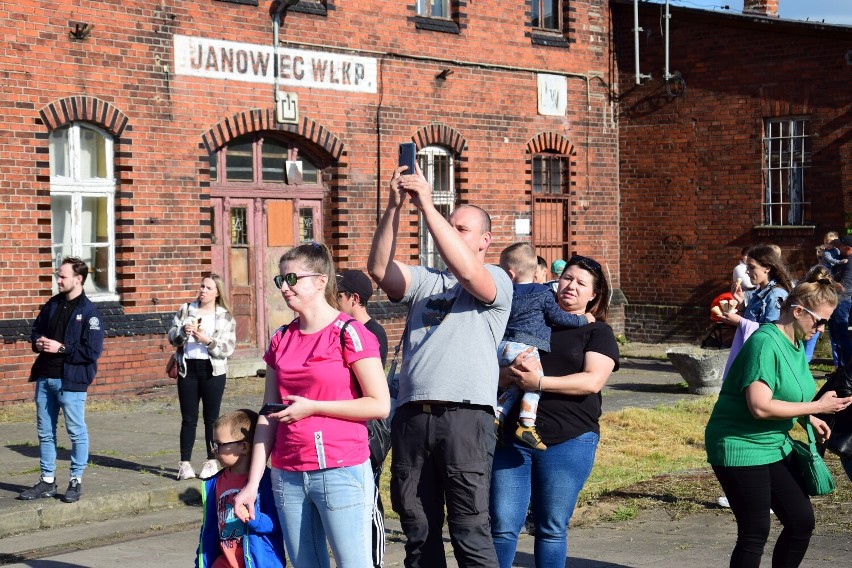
[
  {"xmin": 398, "ymin": 142, "xmax": 417, "ymax": 174},
  {"xmin": 259, "ymin": 402, "xmax": 290, "ymax": 415}
]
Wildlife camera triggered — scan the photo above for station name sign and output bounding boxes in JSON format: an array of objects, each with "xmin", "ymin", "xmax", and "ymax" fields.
[{"xmin": 173, "ymin": 35, "xmax": 377, "ymax": 94}]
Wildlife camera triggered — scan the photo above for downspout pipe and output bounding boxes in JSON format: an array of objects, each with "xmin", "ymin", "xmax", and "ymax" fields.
[
  {"xmin": 273, "ymin": 1, "xmax": 301, "ymax": 105},
  {"xmin": 634, "ymin": 0, "xmax": 651, "ymax": 84}
]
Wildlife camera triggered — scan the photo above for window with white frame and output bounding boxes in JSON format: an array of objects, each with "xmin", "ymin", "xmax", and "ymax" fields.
[
  {"xmin": 417, "ymin": 0, "xmax": 449, "ymax": 18},
  {"xmin": 763, "ymin": 118, "xmax": 810, "ymax": 226},
  {"xmin": 49, "ymin": 123, "xmax": 116, "ymax": 297},
  {"xmin": 532, "ymin": 0, "xmax": 562, "ymax": 31},
  {"xmin": 417, "ymin": 146, "xmax": 455, "ymax": 269}
]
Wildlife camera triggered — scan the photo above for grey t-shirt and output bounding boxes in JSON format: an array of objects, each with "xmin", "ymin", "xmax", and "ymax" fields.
[{"xmin": 396, "ymin": 264, "xmax": 512, "ymax": 409}]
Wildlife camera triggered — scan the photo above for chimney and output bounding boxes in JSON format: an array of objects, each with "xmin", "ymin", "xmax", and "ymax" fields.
[{"xmin": 742, "ymin": 0, "xmax": 779, "ymax": 17}]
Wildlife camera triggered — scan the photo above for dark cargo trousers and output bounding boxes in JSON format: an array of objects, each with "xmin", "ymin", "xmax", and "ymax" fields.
[{"xmin": 390, "ymin": 402, "xmax": 498, "ymax": 568}]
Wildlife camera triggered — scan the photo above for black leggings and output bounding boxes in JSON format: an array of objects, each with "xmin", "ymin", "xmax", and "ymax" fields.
[
  {"xmin": 712, "ymin": 457, "xmax": 815, "ymax": 568},
  {"xmin": 177, "ymin": 359, "xmax": 226, "ymax": 461}
]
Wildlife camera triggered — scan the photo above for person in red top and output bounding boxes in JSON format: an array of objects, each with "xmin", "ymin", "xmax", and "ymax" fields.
[{"xmin": 233, "ymin": 243, "xmax": 390, "ymax": 568}]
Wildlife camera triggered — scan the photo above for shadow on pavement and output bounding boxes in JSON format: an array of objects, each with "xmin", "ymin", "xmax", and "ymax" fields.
[
  {"xmin": 516, "ymin": 551, "xmax": 631, "ymax": 567},
  {"xmin": 6, "ymin": 444, "xmax": 175, "ymax": 479},
  {"xmin": 606, "ymin": 382, "xmax": 689, "ymax": 394}
]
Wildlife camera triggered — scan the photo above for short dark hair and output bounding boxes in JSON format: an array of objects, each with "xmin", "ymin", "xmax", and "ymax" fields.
[
  {"xmin": 61, "ymin": 257, "xmax": 89, "ymax": 285},
  {"xmin": 214, "ymin": 409, "xmax": 259, "ymax": 446},
  {"xmin": 565, "ymin": 255, "xmax": 610, "ymax": 321}
]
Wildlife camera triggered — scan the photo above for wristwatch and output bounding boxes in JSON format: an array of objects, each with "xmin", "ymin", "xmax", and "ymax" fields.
[{"xmin": 58, "ymin": 345, "xmax": 66, "ymax": 354}]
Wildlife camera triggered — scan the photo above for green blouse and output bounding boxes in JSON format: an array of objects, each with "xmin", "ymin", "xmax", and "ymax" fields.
[{"xmin": 705, "ymin": 324, "xmax": 815, "ymax": 467}]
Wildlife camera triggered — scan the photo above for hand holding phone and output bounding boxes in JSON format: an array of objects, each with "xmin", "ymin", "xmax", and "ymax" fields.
[
  {"xmin": 260, "ymin": 402, "xmax": 290, "ymax": 416},
  {"xmin": 398, "ymin": 142, "xmax": 417, "ymax": 175}
]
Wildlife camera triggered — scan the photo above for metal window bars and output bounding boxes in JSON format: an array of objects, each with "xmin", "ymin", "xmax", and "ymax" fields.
[{"xmin": 762, "ymin": 118, "xmax": 810, "ymax": 226}]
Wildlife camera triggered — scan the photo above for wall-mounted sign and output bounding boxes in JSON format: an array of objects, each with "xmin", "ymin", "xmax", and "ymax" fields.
[
  {"xmin": 174, "ymin": 35, "xmax": 377, "ymax": 94},
  {"xmin": 537, "ymin": 73, "xmax": 567, "ymax": 116}
]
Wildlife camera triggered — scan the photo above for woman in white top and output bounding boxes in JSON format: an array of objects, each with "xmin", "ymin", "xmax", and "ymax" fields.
[{"xmin": 168, "ymin": 274, "xmax": 236, "ymax": 481}]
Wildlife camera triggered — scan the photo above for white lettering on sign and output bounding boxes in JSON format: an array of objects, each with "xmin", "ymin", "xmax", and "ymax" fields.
[
  {"xmin": 537, "ymin": 73, "xmax": 567, "ymax": 117},
  {"xmin": 173, "ymin": 35, "xmax": 377, "ymax": 94}
]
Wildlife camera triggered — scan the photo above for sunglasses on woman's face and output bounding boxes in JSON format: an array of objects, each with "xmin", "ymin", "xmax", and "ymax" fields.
[
  {"xmin": 273, "ymin": 273, "xmax": 323, "ymax": 289},
  {"xmin": 791, "ymin": 304, "xmax": 829, "ymax": 328},
  {"xmin": 567, "ymin": 255, "xmax": 602, "ymax": 274}
]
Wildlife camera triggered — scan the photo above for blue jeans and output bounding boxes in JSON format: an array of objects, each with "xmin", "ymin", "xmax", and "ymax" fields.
[
  {"xmin": 34, "ymin": 378, "xmax": 89, "ymax": 479},
  {"xmin": 490, "ymin": 431, "xmax": 599, "ymax": 568},
  {"xmin": 828, "ymin": 299, "xmax": 852, "ymax": 368},
  {"xmin": 270, "ymin": 459, "xmax": 373, "ymax": 568},
  {"xmin": 842, "ymin": 458, "xmax": 852, "ymax": 484},
  {"xmin": 803, "ymin": 331, "xmax": 820, "ymax": 363}
]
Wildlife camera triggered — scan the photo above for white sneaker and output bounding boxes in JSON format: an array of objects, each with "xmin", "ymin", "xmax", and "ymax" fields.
[
  {"xmin": 199, "ymin": 459, "xmax": 219, "ymax": 480},
  {"xmin": 177, "ymin": 461, "xmax": 196, "ymax": 480},
  {"xmin": 717, "ymin": 496, "xmax": 730, "ymax": 508}
]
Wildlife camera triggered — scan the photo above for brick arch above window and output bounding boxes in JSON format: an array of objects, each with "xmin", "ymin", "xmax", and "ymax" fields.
[
  {"xmin": 201, "ymin": 109, "xmax": 344, "ymax": 161},
  {"xmin": 526, "ymin": 132, "xmax": 575, "ymax": 156},
  {"xmin": 412, "ymin": 124, "xmax": 466, "ymax": 156},
  {"xmin": 38, "ymin": 96, "xmax": 128, "ymax": 136}
]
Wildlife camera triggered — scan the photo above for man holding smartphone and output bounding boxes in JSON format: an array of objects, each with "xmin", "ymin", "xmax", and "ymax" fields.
[{"xmin": 368, "ymin": 157, "xmax": 512, "ymax": 567}]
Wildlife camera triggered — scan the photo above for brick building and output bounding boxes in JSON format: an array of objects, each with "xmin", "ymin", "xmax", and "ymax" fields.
[
  {"xmin": 0, "ymin": 1, "xmax": 621, "ymax": 403},
  {"xmin": 613, "ymin": 0, "xmax": 852, "ymax": 342}
]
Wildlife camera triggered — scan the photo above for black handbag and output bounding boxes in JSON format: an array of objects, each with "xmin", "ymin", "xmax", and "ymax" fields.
[
  {"xmin": 814, "ymin": 364, "xmax": 852, "ymax": 459},
  {"xmin": 340, "ymin": 320, "xmax": 397, "ymax": 474}
]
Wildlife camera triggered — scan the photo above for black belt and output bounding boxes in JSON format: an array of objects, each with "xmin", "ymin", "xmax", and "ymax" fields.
[{"xmin": 406, "ymin": 401, "xmax": 491, "ymax": 414}]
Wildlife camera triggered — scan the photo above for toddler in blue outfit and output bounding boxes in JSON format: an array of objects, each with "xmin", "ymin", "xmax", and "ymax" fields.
[{"xmin": 495, "ymin": 243, "xmax": 593, "ymax": 450}]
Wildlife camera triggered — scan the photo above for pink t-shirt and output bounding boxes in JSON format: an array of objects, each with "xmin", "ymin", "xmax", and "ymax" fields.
[{"xmin": 263, "ymin": 314, "xmax": 380, "ymax": 471}]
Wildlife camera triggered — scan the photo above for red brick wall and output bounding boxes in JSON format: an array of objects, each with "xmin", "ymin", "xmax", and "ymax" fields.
[
  {"xmin": 0, "ymin": 1, "xmax": 620, "ymax": 403},
  {"xmin": 614, "ymin": 4, "xmax": 852, "ymax": 342}
]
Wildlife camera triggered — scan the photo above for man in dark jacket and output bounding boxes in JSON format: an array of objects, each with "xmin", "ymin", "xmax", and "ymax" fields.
[{"xmin": 18, "ymin": 257, "xmax": 104, "ymax": 503}]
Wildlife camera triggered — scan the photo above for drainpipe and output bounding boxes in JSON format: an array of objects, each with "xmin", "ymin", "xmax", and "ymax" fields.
[
  {"xmin": 273, "ymin": 1, "xmax": 301, "ymax": 113},
  {"xmin": 634, "ymin": 0, "xmax": 651, "ymax": 84}
]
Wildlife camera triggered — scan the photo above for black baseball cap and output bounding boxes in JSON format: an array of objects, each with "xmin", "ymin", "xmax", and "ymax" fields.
[
  {"xmin": 832, "ymin": 235, "xmax": 852, "ymax": 247},
  {"xmin": 337, "ymin": 269, "xmax": 374, "ymax": 302}
]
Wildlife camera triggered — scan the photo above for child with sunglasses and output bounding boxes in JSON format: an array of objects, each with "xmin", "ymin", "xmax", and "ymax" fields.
[
  {"xmin": 196, "ymin": 409, "xmax": 286, "ymax": 568},
  {"xmin": 495, "ymin": 244, "xmax": 595, "ymax": 450}
]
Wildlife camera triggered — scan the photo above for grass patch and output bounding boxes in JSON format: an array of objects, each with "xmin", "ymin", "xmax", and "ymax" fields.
[{"xmin": 583, "ymin": 397, "xmax": 716, "ymax": 504}]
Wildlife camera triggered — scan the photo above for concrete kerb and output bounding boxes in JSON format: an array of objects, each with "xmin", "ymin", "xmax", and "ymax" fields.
[{"xmin": 0, "ymin": 484, "xmax": 200, "ymax": 539}]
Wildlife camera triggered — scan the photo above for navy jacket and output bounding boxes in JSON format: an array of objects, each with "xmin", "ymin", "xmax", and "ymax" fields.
[
  {"xmin": 503, "ymin": 283, "xmax": 587, "ymax": 351},
  {"xmin": 30, "ymin": 293, "xmax": 104, "ymax": 391}
]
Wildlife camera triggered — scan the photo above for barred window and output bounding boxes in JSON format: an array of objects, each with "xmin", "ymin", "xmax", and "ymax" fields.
[
  {"xmin": 762, "ymin": 118, "xmax": 810, "ymax": 226},
  {"xmin": 417, "ymin": 146, "xmax": 455, "ymax": 269}
]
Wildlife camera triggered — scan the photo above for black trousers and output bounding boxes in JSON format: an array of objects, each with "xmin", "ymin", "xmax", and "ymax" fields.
[
  {"xmin": 390, "ymin": 402, "xmax": 497, "ymax": 568},
  {"xmin": 177, "ymin": 359, "xmax": 226, "ymax": 461},
  {"xmin": 713, "ymin": 456, "xmax": 815, "ymax": 568}
]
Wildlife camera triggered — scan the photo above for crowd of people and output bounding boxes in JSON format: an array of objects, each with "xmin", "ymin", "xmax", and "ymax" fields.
[{"xmin": 15, "ymin": 161, "xmax": 852, "ymax": 567}]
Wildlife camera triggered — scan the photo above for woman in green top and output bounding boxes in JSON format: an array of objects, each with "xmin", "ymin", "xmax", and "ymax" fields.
[{"xmin": 705, "ymin": 277, "xmax": 852, "ymax": 568}]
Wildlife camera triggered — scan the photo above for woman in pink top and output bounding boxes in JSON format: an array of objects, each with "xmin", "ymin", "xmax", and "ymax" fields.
[{"xmin": 233, "ymin": 243, "xmax": 389, "ymax": 568}]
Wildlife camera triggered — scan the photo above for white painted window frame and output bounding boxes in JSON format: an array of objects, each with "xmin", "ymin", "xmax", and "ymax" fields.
[{"xmin": 49, "ymin": 123, "xmax": 118, "ymax": 300}]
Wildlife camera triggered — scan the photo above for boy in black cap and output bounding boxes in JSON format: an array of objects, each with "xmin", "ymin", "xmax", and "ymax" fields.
[{"xmin": 337, "ymin": 269, "xmax": 388, "ymax": 366}]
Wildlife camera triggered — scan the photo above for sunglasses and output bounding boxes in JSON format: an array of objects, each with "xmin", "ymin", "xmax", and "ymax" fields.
[
  {"xmin": 211, "ymin": 440, "xmax": 244, "ymax": 453},
  {"xmin": 274, "ymin": 273, "xmax": 323, "ymax": 289},
  {"xmin": 567, "ymin": 255, "xmax": 602, "ymax": 274},
  {"xmin": 791, "ymin": 304, "xmax": 829, "ymax": 328}
]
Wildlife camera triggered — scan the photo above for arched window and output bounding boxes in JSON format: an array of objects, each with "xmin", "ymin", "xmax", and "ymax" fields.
[
  {"xmin": 49, "ymin": 123, "xmax": 116, "ymax": 297},
  {"xmin": 417, "ymin": 145, "xmax": 455, "ymax": 269},
  {"xmin": 531, "ymin": 150, "xmax": 572, "ymax": 264},
  {"xmin": 209, "ymin": 134, "xmax": 321, "ymax": 186}
]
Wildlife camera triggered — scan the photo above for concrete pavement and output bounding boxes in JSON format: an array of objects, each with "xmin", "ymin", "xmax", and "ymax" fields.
[{"xmin": 1, "ymin": 343, "xmax": 847, "ymax": 567}]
